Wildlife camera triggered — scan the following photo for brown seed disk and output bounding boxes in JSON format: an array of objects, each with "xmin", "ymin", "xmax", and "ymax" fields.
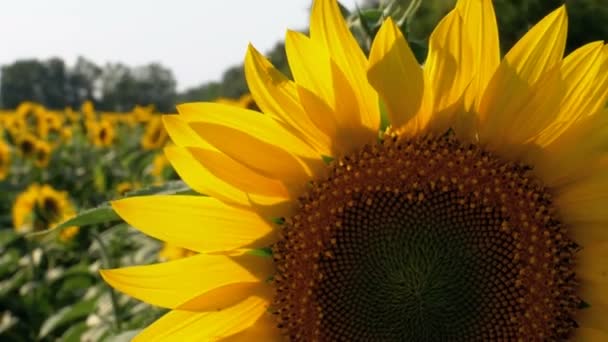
[{"xmin": 272, "ymin": 133, "xmax": 580, "ymax": 341}]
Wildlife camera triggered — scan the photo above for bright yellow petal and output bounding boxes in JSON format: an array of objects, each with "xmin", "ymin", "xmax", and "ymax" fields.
[
  {"xmin": 186, "ymin": 147, "xmax": 289, "ymax": 198},
  {"xmin": 100, "ymin": 253, "xmax": 272, "ymax": 310},
  {"xmin": 221, "ymin": 311, "xmax": 282, "ymax": 341},
  {"xmin": 499, "ymin": 5, "xmax": 567, "ymax": 84},
  {"xmin": 164, "ymin": 146, "xmax": 286, "ymax": 206},
  {"xmin": 162, "ymin": 114, "xmax": 213, "ymax": 149},
  {"xmin": 535, "ymin": 110, "xmax": 608, "ymax": 186},
  {"xmin": 111, "ymin": 195, "xmax": 276, "ymax": 252},
  {"xmin": 285, "ymin": 30, "xmax": 335, "ymax": 114},
  {"xmin": 309, "ymin": 0, "xmax": 379, "ymax": 131},
  {"xmin": 455, "ymin": 0, "xmax": 500, "ymax": 110},
  {"xmin": 536, "ymin": 41, "xmax": 606, "ymax": 146},
  {"xmin": 479, "ymin": 6, "xmax": 568, "ymax": 145},
  {"xmin": 424, "ymin": 8, "xmax": 473, "ymax": 116},
  {"xmin": 368, "ymin": 18, "xmax": 424, "ymax": 129},
  {"xmin": 244, "ymin": 44, "xmax": 332, "ymax": 156},
  {"xmin": 133, "ymin": 296, "xmax": 269, "ymax": 342},
  {"xmin": 178, "ymin": 102, "xmax": 320, "ymax": 182}
]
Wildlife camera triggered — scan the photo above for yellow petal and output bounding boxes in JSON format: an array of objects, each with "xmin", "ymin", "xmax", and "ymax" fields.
[
  {"xmin": 285, "ymin": 30, "xmax": 334, "ymax": 113},
  {"xmin": 111, "ymin": 195, "xmax": 276, "ymax": 252},
  {"xmin": 164, "ymin": 146, "xmax": 286, "ymax": 206},
  {"xmin": 575, "ymin": 328, "xmax": 608, "ymax": 342},
  {"xmin": 499, "ymin": 5, "xmax": 567, "ymax": 84},
  {"xmin": 100, "ymin": 253, "xmax": 271, "ymax": 310},
  {"xmin": 535, "ymin": 110, "xmax": 608, "ymax": 186},
  {"xmin": 133, "ymin": 296, "xmax": 269, "ymax": 342},
  {"xmin": 187, "ymin": 147, "xmax": 289, "ymax": 198},
  {"xmin": 368, "ymin": 18, "xmax": 424, "ymax": 129},
  {"xmin": 455, "ymin": 0, "xmax": 500, "ymax": 110},
  {"xmin": 479, "ymin": 6, "xmax": 568, "ymax": 143},
  {"xmin": 221, "ymin": 312, "xmax": 282, "ymax": 341},
  {"xmin": 578, "ymin": 242, "xmax": 608, "ymax": 298},
  {"xmin": 178, "ymin": 102, "xmax": 319, "ymax": 182},
  {"xmin": 309, "ymin": 0, "xmax": 380, "ymax": 131},
  {"xmin": 297, "ymin": 84, "xmax": 375, "ymax": 156},
  {"xmin": 535, "ymin": 41, "xmax": 606, "ymax": 146},
  {"xmin": 162, "ymin": 114, "xmax": 213, "ymax": 149},
  {"xmin": 554, "ymin": 167, "xmax": 608, "ymax": 225},
  {"xmin": 244, "ymin": 44, "xmax": 332, "ymax": 156},
  {"xmin": 575, "ymin": 303, "xmax": 608, "ymax": 338},
  {"xmin": 424, "ymin": 8, "xmax": 473, "ymax": 116},
  {"xmin": 480, "ymin": 64, "xmax": 565, "ymax": 151}
]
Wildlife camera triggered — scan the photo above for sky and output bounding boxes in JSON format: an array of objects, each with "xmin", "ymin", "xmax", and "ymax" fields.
[{"xmin": 0, "ymin": 0, "xmax": 358, "ymax": 91}]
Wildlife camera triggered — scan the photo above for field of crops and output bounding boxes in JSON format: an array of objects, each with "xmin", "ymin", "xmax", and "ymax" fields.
[{"xmin": 0, "ymin": 97, "xmax": 252, "ymax": 340}]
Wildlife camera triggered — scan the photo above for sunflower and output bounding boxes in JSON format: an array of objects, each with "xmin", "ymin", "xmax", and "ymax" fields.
[
  {"xmin": 101, "ymin": 0, "xmax": 608, "ymax": 340},
  {"xmin": 33, "ymin": 139, "xmax": 52, "ymax": 168},
  {"xmin": 13, "ymin": 184, "xmax": 76, "ymax": 234},
  {"xmin": 16, "ymin": 134, "xmax": 37, "ymax": 158},
  {"xmin": 116, "ymin": 181, "xmax": 139, "ymax": 197},
  {"xmin": 89, "ymin": 119, "xmax": 116, "ymax": 147},
  {"xmin": 141, "ymin": 116, "xmax": 169, "ymax": 150},
  {"xmin": 0, "ymin": 139, "xmax": 10, "ymax": 180}
]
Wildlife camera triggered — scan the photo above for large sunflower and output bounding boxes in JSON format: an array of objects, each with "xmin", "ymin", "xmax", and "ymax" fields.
[{"xmin": 101, "ymin": 0, "xmax": 608, "ymax": 340}]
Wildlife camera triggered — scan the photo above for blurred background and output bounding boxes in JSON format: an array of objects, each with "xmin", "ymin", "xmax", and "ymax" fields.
[
  {"xmin": 0, "ymin": 0, "xmax": 605, "ymax": 341},
  {"xmin": 1, "ymin": 0, "xmax": 605, "ymax": 112}
]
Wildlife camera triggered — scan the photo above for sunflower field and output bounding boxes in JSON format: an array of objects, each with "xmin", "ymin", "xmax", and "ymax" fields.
[{"xmin": 1, "ymin": 0, "xmax": 607, "ymax": 341}]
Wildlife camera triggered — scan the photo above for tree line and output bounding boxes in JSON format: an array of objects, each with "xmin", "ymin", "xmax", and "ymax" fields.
[{"xmin": 1, "ymin": 0, "xmax": 604, "ymax": 112}]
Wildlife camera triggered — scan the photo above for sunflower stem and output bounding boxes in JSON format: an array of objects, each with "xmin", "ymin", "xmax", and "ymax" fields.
[{"xmin": 91, "ymin": 229, "xmax": 122, "ymax": 331}]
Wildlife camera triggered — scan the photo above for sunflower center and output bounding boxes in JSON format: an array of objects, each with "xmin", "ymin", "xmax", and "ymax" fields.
[{"xmin": 273, "ymin": 134, "xmax": 580, "ymax": 341}]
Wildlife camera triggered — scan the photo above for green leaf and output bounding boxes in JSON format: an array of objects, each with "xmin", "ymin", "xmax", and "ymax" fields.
[
  {"xmin": 121, "ymin": 180, "xmax": 195, "ymax": 197},
  {"xmin": 28, "ymin": 205, "xmax": 120, "ymax": 238},
  {"xmin": 59, "ymin": 322, "xmax": 88, "ymax": 342},
  {"xmin": 0, "ymin": 230, "xmax": 20, "ymax": 248},
  {"xmin": 104, "ymin": 329, "xmax": 142, "ymax": 342},
  {"xmin": 247, "ymin": 247, "xmax": 273, "ymax": 258},
  {"xmin": 38, "ymin": 299, "xmax": 97, "ymax": 339}
]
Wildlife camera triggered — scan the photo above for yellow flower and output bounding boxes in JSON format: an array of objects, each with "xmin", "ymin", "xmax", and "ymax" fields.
[
  {"xmin": 12, "ymin": 184, "xmax": 39, "ymax": 233},
  {"xmin": 89, "ymin": 119, "xmax": 116, "ymax": 147},
  {"xmin": 141, "ymin": 116, "xmax": 169, "ymax": 150},
  {"xmin": 6, "ymin": 116, "xmax": 26, "ymax": 139},
  {"xmin": 0, "ymin": 140, "xmax": 10, "ymax": 180},
  {"xmin": 158, "ymin": 242, "xmax": 196, "ymax": 262},
  {"xmin": 59, "ymin": 226, "xmax": 80, "ymax": 242},
  {"xmin": 116, "ymin": 181, "xmax": 139, "ymax": 197},
  {"xmin": 16, "ymin": 133, "xmax": 37, "ymax": 158},
  {"xmin": 81, "ymin": 100, "xmax": 96, "ymax": 121},
  {"xmin": 101, "ymin": 0, "xmax": 608, "ymax": 340},
  {"xmin": 33, "ymin": 139, "xmax": 52, "ymax": 168},
  {"xmin": 151, "ymin": 153, "xmax": 168, "ymax": 175},
  {"xmin": 13, "ymin": 184, "xmax": 76, "ymax": 234}
]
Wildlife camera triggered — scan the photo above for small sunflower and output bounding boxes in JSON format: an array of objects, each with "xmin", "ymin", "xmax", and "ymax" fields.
[
  {"xmin": 116, "ymin": 181, "xmax": 139, "ymax": 197},
  {"xmin": 89, "ymin": 119, "xmax": 116, "ymax": 147},
  {"xmin": 141, "ymin": 116, "xmax": 169, "ymax": 150},
  {"xmin": 16, "ymin": 134, "xmax": 37, "ymax": 158},
  {"xmin": 13, "ymin": 184, "xmax": 76, "ymax": 234},
  {"xmin": 33, "ymin": 139, "xmax": 52, "ymax": 168},
  {"xmin": 0, "ymin": 140, "xmax": 10, "ymax": 180},
  {"xmin": 101, "ymin": 0, "xmax": 608, "ymax": 340}
]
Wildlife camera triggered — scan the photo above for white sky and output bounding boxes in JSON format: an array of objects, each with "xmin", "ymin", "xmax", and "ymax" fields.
[{"xmin": 0, "ymin": 0, "xmax": 358, "ymax": 91}]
